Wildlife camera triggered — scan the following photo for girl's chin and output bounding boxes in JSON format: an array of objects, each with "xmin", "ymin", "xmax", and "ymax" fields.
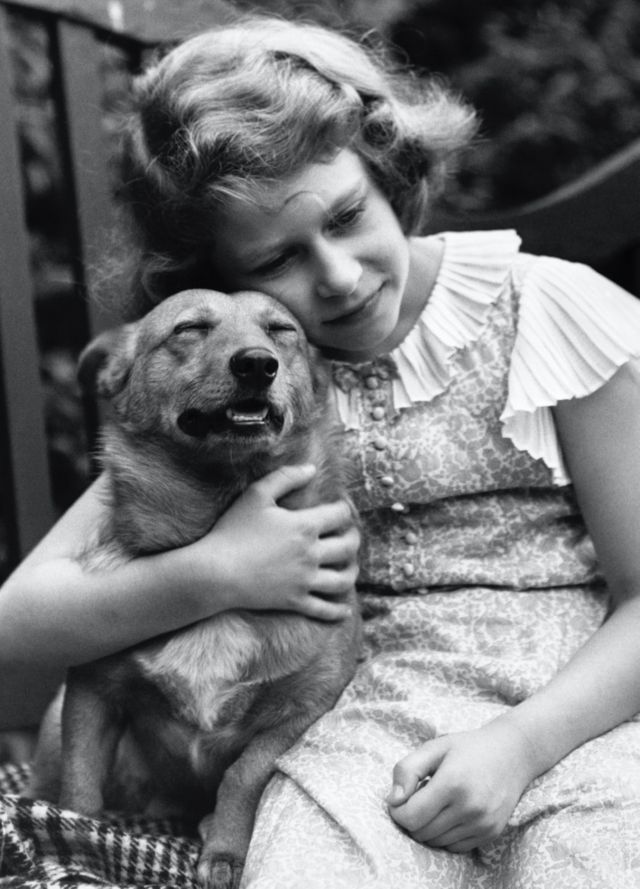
[
  {"xmin": 317, "ymin": 326, "xmax": 398, "ymax": 362},
  {"xmin": 317, "ymin": 299, "xmax": 403, "ymax": 360}
]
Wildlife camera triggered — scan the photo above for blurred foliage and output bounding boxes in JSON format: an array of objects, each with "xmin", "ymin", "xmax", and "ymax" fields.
[
  {"xmin": 1, "ymin": 0, "xmax": 639, "ymax": 575},
  {"xmin": 388, "ymin": 0, "xmax": 640, "ymax": 210}
]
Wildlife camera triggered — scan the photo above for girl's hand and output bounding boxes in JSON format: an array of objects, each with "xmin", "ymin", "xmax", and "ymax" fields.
[
  {"xmin": 186, "ymin": 464, "xmax": 360, "ymax": 621},
  {"xmin": 387, "ymin": 720, "xmax": 538, "ymax": 852}
]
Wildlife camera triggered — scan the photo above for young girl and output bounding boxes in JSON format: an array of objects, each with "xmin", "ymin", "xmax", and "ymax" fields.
[{"xmin": 3, "ymin": 14, "xmax": 640, "ymax": 888}]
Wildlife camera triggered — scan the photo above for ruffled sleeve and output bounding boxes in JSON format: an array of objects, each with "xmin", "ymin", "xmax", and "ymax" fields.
[{"xmin": 500, "ymin": 256, "xmax": 640, "ymax": 485}]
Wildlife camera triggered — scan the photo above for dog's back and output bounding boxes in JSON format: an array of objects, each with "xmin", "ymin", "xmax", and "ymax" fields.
[{"xmin": 32, "ymin": 290, "xmax": 360, "ymax": 889}]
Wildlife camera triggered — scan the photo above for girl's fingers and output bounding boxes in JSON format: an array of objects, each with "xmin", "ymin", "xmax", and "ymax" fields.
[
  {"xmin": 388, "ymin": 738, "xmax": 449, "ymax": 807},
  {"xmin": 443, "ymin": 836, "xmax": 483, "ymax": 854},
  {"xmin": 300, "ymin": 591, "xmax": 355, "ymax": 622},
  {"xmin": 252, "ymin": 464, "xmax": 317, "ymax": 502},
  {"xmin": 316, "ymin": 527, "xmax": 360, "ymax": 567},
  {"xmin": 389, "ymin": 786, "xmax": 448, "ymax": 835},
  {"xmin": 312, "ymin": 564, "xmax": 359, "ymax": 596},
  {"xmin": 312, "ymin": 500, "xmax": 356, "ymax": 536},
  {"xmin": 411, "ymin": 805, "xmax": 461, "ymax": 844},
  {"xmin": 253, "ymin": 466, "xmax": 356, "ymax": 538},
  {"xmin": 414, "ymin": 818, "xmax": 477, "ymax": 848}
]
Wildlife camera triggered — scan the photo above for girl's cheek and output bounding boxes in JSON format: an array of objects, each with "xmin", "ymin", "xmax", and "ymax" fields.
[{"xmin": 268, "ymin": 280, "xmax": 311, "ymax": 316}]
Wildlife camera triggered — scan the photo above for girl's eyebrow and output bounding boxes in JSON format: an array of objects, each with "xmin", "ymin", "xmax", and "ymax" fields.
[
  {"xmin": 241, "ymin": 241, "xmax": 288, "ymax": 267},
  {"xmin": 284, "ymin": 181, "xmax": 366, "ymax": 215}
]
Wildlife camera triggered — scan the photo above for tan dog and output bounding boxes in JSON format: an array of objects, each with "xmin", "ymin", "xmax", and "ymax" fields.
[{"xmin": 27, "ymin": 289, "xmax": 361, "ymax": 889}]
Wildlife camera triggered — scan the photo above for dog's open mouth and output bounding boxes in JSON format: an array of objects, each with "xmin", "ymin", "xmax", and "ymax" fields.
[
  {"xmin": 226, "ymin": 400, "xmax": 269, "ymax": 426},
  {"xmin": 178, "ymin": 398, "xmax": 284, "ymax": 439}
]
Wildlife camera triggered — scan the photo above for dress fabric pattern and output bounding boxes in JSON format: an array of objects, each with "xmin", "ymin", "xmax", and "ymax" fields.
[{"xmin": 240, "ymin": 231, "xmax": 640, "ymax": 888}]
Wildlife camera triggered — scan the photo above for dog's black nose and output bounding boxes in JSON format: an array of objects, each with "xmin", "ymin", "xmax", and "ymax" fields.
[{"xmin": 229, "ymin": 348, "xmax": 279, "ymax": 387}]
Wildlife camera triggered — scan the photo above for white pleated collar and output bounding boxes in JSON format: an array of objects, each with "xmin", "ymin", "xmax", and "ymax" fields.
[{"xmin": 331, "ymin": 230, "xmax": 522, "ymax": 429}]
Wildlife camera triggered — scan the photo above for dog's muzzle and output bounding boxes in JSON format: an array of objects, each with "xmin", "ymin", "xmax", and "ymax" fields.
[{"xmin": 178, "ymin": 348, "xmax": 284, "ymax": 439}]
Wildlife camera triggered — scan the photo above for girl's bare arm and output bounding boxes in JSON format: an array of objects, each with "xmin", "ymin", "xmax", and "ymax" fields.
[
  {"xmin": 390, "ymin": 360, "xmax": 640, "ymax": 850},
  {"xmin": 504, "ymin": 359, "xmax": 640, "ymax": 766},
  {"xmin": 0, "ymin": 464, "xmax": 358, "ymax": 728}
]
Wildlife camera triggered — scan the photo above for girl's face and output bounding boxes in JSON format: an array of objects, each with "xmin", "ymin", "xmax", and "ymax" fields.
[{"xmin": 210, "ymin": 150, "xmax": 411, "ymax": 359}]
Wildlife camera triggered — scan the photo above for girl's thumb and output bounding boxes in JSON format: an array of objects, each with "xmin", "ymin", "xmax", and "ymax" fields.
[
  {"xmin": 387, "ymin": 737, "xmax": 448, "ymax": 807},
  {"xmin": 387, "ymin": 783, "xmax": 409, "ymax": 806},
  {"xmin": 255, "ymin": 464, "xmax": 317, "ymax": 502}
]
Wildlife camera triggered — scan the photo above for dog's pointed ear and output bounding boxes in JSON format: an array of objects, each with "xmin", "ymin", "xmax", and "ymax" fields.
[{"xmin": 77, "ymin": 324, "xmax": 138, "ymax": 399}]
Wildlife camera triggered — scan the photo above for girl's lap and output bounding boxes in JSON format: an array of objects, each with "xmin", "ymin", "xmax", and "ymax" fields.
[
  {"xmin": 242, "ymin": 587, "xmax": 640, "ymax": 888},
  {"xmin": 244, "ymin": 712, "xmax": 640, "ymax": 889},
  {"xmin": 243, "ymin": 769, "xmax": 478, "ymax": 889}
]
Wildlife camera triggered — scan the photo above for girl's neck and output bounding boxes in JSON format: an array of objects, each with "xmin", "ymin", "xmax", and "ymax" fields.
[{"xmin": 323, "ymin": 235, "xmax": 444, "ymax": 364}]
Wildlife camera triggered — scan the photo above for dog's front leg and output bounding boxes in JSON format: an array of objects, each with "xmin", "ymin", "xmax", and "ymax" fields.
[
  {"xmin": 59, "ymin": 669, "xmax": 121, "ymax": 815},
  {"xmin": 24, "ymin": 685, "xmax": 65, "ymax": 802},
  {"xmin": 197, "ymin": 726, "xmax": 301, "ymax": 889}
]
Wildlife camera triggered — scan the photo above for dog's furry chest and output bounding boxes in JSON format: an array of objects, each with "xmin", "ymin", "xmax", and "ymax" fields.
[
  {"xmin": 88, "ymin": 442, "xmax": 349, "ymax": 744},
  {"xmin": 128, "ymin": 609, "xmax": 326, "ymax": 733}
]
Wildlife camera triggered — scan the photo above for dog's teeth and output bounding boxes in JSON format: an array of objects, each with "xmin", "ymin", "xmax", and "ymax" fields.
[{"xmin": 226, "ymin": 407, "xmax": 269, "ymax": 424}]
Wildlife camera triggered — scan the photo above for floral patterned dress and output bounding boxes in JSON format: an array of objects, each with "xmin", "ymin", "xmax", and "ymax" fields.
[{"xmin": 241, "ymin": 230, "xmax": 640, "ymax": 888}]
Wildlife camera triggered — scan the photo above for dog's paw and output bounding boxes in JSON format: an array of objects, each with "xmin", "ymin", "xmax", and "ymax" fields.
[
  {"xmin": 0, "ymin": 729, "xmax": 38, "ymax": 764},
  {"xmin": 197, "ymin": 851, "xmax": 244, "ymax": 889}
]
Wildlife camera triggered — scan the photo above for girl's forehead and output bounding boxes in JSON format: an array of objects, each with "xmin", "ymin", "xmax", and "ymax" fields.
[
  {"xmin": 221, "ymin": 192, "xmax": 326, "ymax": 240},
  {"xmin": 237, "ymin": 149, "xmax": 367, "ymax": 217},
  {"xmin": 214, "ymin": 150, "xmax": 368, "ymax": 242},
  {"xmin": 263, "ymin": 149, "xmax": 366, "ymax": 211}
]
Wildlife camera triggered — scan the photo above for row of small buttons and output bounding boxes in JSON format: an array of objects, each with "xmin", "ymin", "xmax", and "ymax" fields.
[
  {"xmin": 363, "ymin": 372, "xmax": 411, "ymax": 517},
  {"xmin": 360, "ymin": 362, "xmax": 415, "ymax": 579}
]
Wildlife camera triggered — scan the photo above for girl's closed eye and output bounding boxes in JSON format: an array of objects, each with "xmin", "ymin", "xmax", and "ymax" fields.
[
  {"xmin": 256, "ymin": 202, "xmax": 366, "ymax": 276},
  {"xmin": 328, "ymin": 201, "xmax": 366, "ymax": 233},
  {"xmin": 255, "ymin": 248, "xmax": 298, "ymax": 277}
]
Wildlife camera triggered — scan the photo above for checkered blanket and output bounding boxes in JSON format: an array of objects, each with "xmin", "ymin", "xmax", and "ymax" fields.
[{"xmin": 0, "ymin": 763, "xmax": 201, "ymax": 888}]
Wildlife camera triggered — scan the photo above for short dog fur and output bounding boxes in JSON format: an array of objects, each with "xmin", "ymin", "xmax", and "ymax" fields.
[{"xmin": 27, "ymin": 289, "xmax": 361, "ymax": 889}]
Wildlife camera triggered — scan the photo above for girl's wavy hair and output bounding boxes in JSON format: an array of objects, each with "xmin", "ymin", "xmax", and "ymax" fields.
[{"xmin": 112, "ymin": 15, "xmax": 477, "ymax": 318}]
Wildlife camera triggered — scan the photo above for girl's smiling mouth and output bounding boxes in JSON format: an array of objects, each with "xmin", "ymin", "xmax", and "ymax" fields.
[{"xmin": 323, "ymin": 285, "xmax": 383, "ymax": 327}]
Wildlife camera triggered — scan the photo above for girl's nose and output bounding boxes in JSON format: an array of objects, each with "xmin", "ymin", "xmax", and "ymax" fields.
[{"xmin": 315, "ymin": 244, "xmax": 362, "ymax": 299}]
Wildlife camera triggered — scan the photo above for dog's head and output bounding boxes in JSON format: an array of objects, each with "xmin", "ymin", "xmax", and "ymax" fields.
[{"xmin": 79, "ymin": 289, "xmax": 328, "ymax": 464}]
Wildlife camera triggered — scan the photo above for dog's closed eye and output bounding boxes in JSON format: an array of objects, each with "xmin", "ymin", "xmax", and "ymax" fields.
[
  {"xmin": 267, "ymin": 323, "xmax": 297, "ymax": 337},
  {"xmin": 173, "ymin": 321, "xmax": 210, "ymax": 336}
]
